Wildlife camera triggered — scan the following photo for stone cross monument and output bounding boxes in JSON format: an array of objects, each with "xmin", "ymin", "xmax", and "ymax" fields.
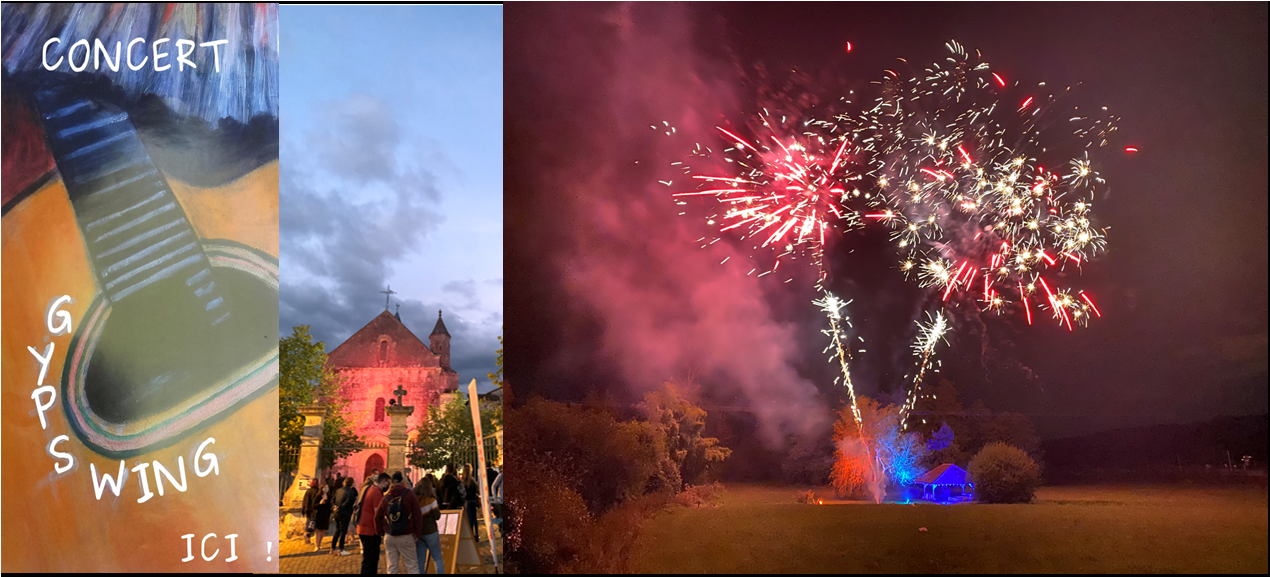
[{"xmin": 385, "ymin": 389, "xmax": 414, "ymax": 475}]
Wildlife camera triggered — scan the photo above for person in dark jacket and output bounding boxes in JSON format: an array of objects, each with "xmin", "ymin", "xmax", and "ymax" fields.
[
  {"xmin": 312, "ymin": 479, "xmax": 335, "ymax": 552},
  {"xmin": 375, "ymin": 472, "xmax": 422, "ymax": 574},
  {"xmin": 351, "ymin": 476, "xmax": 373, "ymax": 533},
  {"xmin": 331, "ymin": 477, "xmax": 357, "ymax": 556},
  {"xmin": 424, "ymin": 472, "xmax": 440, "ymax": 500},
  {"xmin": 431, "ymin": 472, "xmax": 444, "ymax": 507},
  {"xmin": 460, "ymin": 465, "xmax": 481, "ymax": 543},
  {"xmin": 302, "ymin": 481, "xmax": 322, "ymax": 544},
  {"xmin": 439, "ymin": 464, "xmax": 463, "ymax": 509},
  {"xmin": 358, "ymin": 473, "xmax": 391, "ymax": 575},
  {"xmin": 413, "ymin": 478, "xmax": 445, "ymax": 574}
]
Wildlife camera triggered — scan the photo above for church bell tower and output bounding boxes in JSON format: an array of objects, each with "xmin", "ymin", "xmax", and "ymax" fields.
[{"xmin": 430, "ymin": 310, "xmax": 451, "ymax": 370}]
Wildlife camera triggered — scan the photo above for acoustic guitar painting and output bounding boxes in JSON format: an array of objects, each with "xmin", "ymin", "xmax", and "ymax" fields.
[{"xmin": 2, "ymin": 4, "xmax": 279, "ymax": 572}]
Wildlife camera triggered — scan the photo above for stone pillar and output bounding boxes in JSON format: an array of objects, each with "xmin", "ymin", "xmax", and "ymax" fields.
[
  {"xmin": 282, "ymin": 405, "xmax": 327, "ymax": 509},
  {"xmin": 386, "ymin": 404, "xmax": 415, "ymax": 475}
]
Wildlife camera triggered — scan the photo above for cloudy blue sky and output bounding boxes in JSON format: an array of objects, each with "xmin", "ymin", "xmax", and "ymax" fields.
[{"xmin": 279, "ymin": 5, "xmax": 502, "ymax": 388}]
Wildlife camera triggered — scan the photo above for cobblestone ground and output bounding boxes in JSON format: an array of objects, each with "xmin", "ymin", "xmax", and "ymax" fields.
[{"xmin": 279, "ymin": 523, "xmax": 503, "ymax": 574}]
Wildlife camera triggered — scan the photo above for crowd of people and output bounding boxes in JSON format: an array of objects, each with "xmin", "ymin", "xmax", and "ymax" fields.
[{"xmin": 300, "ymin": 464, "xmax": 503, "ymax": 574}]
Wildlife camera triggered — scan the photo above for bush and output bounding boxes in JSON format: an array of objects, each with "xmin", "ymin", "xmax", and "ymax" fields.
[
  {"xmin": 781, "ymin": 433, "xmax": 835, "ymax": 485},
  {"xmin": 506, "ymin": 398, "xmax": 670, "ymax": 514},
  {"xmin": 968, "ymin": 442, "xmax": 1042, "ymax": 503},
  {"xmin": 673, "ymin": 482, "xmax": 723, "ymax": 508},
  {"xmin": 505, "ymin": 396, "xmax": 732, "ymax": 572},
  {"xmin": 585, "ymin": 493, "xmax": 671, "ymax": 573},
  {"xmin": 506, "ymin": 453, "xmax": 683, "ymax": 574},
  {"xmin": 795, "ymin": 490, "xmax": 817, "ymax": 504},
  {"xmin": 640, "ymin": 383, "xmax": 732, "ymax": 487},
  {"xmin": 506, "ymin": 398, "xmax": 681, "ymax": 572},
  {"xmin": 504, "ymin": 461, "xmax": 593, "ymax": 573}
]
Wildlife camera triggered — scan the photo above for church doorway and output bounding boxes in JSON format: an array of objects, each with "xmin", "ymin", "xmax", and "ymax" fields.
[{"xmin": 363, "ymin": 453, "xmax": 385, "ymax": 482}]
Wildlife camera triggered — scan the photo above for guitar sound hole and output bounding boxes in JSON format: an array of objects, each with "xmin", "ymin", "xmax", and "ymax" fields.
[{"xmin": 83, "ymin": 265, "xmax": 278, "ymax": 424}]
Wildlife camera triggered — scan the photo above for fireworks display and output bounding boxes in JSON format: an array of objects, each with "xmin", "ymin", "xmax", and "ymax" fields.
[
  {"xmin": 671, "ymin": 114, "xmax": 867, "ymax": 277},
  {"xmin": 815, "ymin": 292, "xmax": 865, "ymax": 428},
  {"xmin": 672, "ymin": 40, "xmax": 1118, "ymax": 437},
  {"xmin": 858, "ymin": 40, "xmax": 1114, "ymax": 331},
  {"xmin": 899, "ymin": 311, "xmax": 949, "ymax": 427},
  {"xmin": 815, "ymin": 290, "xmax": 884, "ymax": 500},
  {"xmin": 676, "ymin": 40, "xmax": 1114, "ymax": 329}
]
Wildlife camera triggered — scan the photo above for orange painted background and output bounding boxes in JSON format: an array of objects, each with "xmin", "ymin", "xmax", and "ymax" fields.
[{"xmin": 1, "ymin": 164, "xmax": 279, "ymax": 572}]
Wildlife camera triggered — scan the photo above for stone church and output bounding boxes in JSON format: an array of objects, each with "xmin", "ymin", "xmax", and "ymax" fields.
[{"xmin": 325, "ymin": 306, "xmax": 458, "ymax": 480}]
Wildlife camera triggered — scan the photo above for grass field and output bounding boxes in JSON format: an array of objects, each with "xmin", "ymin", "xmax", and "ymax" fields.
[{"xmin": 631, "ymin": 483, "xmax": 1268, "ymax": 573}]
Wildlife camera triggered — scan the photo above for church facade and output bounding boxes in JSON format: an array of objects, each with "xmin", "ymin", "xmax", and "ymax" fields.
[{"xmin": 325, "ymin": 308, "xmax": 458, "ymax": 480}]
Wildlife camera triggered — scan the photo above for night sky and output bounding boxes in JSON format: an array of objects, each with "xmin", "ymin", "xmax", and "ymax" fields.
[{"xmin": 506, "ymin": 3, "xmax": 1267, "ymax": 440}]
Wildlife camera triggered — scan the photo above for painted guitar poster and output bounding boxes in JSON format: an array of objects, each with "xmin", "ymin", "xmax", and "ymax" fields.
[{"xmin": 2, "ymin": 4, "xmax": 279, "ymax": 572}]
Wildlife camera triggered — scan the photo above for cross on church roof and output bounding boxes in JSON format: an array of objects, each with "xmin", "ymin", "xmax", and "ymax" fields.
[
  {"xmin": 392, "ymin": 383, "xmax": 408, "ymax": 405},
  {"xmin": 380, "ymin": 285, "xmax": 397, "ymax": 311}
]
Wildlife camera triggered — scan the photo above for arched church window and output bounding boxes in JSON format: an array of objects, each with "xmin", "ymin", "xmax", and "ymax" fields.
[
  {"xmin": 375, "ymin": 398, "xmax": 385, "ymax": 422},
  {"xmin": 379, "ymin": 340, "xmax": 388, "ymax": 365}
]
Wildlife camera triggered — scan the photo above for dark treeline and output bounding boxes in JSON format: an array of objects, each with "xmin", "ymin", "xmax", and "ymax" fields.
[{"xmin": 1043, "ymin": 414, "xmax": 1268, "ymax": 482}]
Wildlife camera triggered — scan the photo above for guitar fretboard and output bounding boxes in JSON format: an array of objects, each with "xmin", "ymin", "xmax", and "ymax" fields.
[{"xmin": 34, "ymin": 89, "xmax": 227, "ymax": 325}]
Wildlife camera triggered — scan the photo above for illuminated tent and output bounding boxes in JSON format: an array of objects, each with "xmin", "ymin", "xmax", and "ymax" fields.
[{"xmin": 915, "ymin": 464, "xmax": 974, "ymax": 502}]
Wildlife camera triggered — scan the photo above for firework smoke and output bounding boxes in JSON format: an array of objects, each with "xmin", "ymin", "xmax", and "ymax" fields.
[{"xmin": 513, "ymin": 3, "xmax": 831, "ymax": 445}]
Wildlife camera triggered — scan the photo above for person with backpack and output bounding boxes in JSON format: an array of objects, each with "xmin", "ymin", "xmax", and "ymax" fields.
[
  {"xmin": 357, "ymin": 473, "xmax": 391, "ymax": 575},
  {"xmin": 375, "ymin": 471, "xmax": 422, "ymax": 574},
  {"xmin": 331, "ymin": 477, "xmax": 357, "ymax": 556},
  {"xmin": 413, "ymin": 478, "xmax": 445, "ymax": 574}
]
